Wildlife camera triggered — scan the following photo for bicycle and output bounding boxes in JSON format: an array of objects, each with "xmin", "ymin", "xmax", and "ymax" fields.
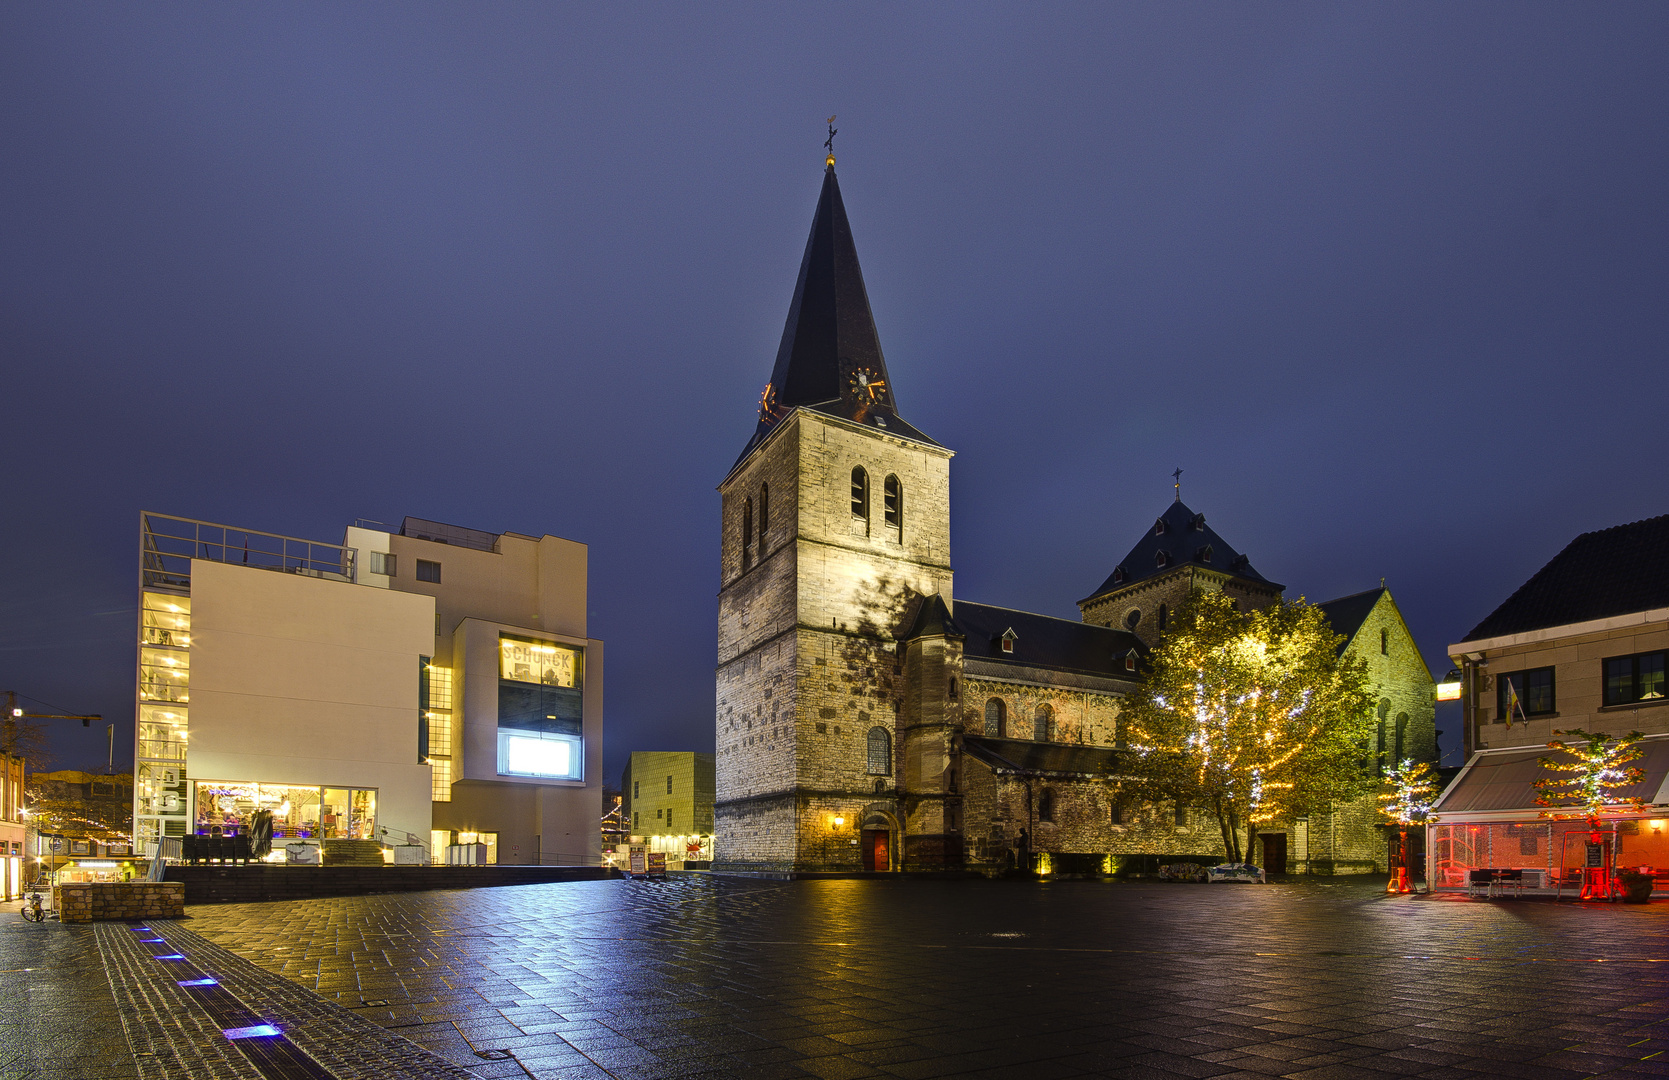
[{"xmin": 19, "ymin": 885, "xmax": 55, "ymax": 923}]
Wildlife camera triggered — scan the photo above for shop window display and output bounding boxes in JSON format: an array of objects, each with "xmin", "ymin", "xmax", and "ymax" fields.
[{"xmin": 196, "ymin": 782, "xmax": 373, "ymax": 840}]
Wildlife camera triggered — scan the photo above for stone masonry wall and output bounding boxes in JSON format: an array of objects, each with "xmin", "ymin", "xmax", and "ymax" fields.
[
  {"xmin": 1080, "ymin": 568, "xmax": 1281, "ymax": 647},
  {"xmin": 54, "ymin": 882, "xmax": 184, "ymax": 922}
]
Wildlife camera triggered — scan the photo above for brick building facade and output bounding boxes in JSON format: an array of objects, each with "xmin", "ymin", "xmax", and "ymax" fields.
[{"xmin": 714, "ymin": 162, "xmax": 1435, "ymax": 876}]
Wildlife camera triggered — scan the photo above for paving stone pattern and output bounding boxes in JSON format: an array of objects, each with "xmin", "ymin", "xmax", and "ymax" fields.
[
  {"xmin": 0, "ymin": 920, "xmax": 136, "ymax": 1080},
  {"xmin": 179, "ymin": 876, "xmax": 1669, "ymax": 1080}
]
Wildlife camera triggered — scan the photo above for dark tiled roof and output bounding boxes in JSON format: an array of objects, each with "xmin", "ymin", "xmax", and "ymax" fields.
[
  {"xmin": 1462, "ymin": 514, "xmax": 1669, "ymax": 642},
  {"xmin": 735, "ymin": 166, "xmax": 935, "ymax": 468},
  {"xmin": 962, "ymin": 736, "xmax": 1127, "ymax": 779},
  {"xmin": 1082, "ymin": 500, "xmax": 1279, "ymax": 604},
  {"xmin": 950, "ymin": 601, "xmax": 1144, "ymax": 679},
  {"xmin": 1317, "ymin": 588, "xmax": 1385, "ymax": 654}
]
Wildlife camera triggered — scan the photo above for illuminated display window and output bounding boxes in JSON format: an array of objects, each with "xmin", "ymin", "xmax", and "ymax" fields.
[
  {"xmin": 499, "ymin": 635, "xmax": 581, "ymax": 687},
  {"xmin": 497, "ymin": 730, "xmax": 582, "ymax": 780}
]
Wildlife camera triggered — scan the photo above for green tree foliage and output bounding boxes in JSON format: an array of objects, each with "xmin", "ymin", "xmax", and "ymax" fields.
[{"xmin": 1119, "ymin": 591, "xmax": 1373, "ymax": 863}]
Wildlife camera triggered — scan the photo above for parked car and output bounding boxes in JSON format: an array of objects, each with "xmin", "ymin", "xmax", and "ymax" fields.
[
  {"xmin": 1157, "ymin": 862, "xmax": 1209, "ymax": 882},
  {"xmin": 1206, "ymin": 863, "xmax": 1266, "ymax": 884}
]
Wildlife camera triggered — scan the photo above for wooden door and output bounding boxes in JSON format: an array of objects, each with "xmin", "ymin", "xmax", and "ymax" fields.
[
  {"xmin": 863, "ymin": 830, "xmax": 889, "ymax": 872},
  {"xmin": 1259, "ymin": 833, "xmax": 1287, "ymax": 874}
]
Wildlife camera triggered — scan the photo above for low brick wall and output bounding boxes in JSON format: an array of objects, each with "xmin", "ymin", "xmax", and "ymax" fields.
[
  {"xmin": 164, "ymin": 864, "xmax": 617, "ymax": 904},
  {"xmin": 54, "ymin": 882, "xmax": 185, "ymax": 923}
]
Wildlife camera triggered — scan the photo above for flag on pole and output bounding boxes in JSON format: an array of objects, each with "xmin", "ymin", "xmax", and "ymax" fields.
[{"xmin": 1504, "ymin": 678, "xmax": 1526, "ymax": 727}]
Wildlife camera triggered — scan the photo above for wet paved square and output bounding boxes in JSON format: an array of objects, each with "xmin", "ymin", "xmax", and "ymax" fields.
[{"xmin": 6, "ymin": 875, "xmax": 1669, "ymax": 1079}]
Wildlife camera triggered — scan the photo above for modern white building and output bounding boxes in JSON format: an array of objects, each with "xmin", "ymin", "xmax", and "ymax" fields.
[{"xmin": 134, "ymin": 513, "xmax": 604, "ymax": 866}]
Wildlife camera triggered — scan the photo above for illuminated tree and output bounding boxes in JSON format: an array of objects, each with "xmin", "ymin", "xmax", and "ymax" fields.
[
  {"xmin": 1379, "ymin": 759, "xmax": 1440, "ymax": 827},
  {"xmin": 1533, "ymin": 728, "xmax": 1647, "ymax": 827},
  {"xmin": 1120, "ymin": 590, "xmax": 1373, "ymax": 863},
  {"xmin": 1379, "ymin": 759, "xmax": 1440, "ymax": 893}
]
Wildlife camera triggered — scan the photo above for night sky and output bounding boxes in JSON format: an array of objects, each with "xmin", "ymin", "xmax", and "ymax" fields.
[{"xmin": 4, "ymin": 6, "xmax": 1666, "ymax": 779}]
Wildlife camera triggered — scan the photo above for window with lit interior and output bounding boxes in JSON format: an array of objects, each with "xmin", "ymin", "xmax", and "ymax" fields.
[{"xmin": 497, "ymin": 633, "xmax": 584, "ymax": 780}]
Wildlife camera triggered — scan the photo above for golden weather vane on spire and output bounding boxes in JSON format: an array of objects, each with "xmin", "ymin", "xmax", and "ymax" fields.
[
  {"xmin": 825, "ymin": 116, "xmax": 837, "ymax": 167},
  {"xmin": 1173, "ymin": 467, "xmax": 1183, "ymax": 502}
]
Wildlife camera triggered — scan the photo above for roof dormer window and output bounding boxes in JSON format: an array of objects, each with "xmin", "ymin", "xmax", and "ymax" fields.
[
  {"xmin": 999, "ymin": 628, "xmax": 1018, "ymax": 654},
  {"xmin": 1192, "ymin": 513, "xmax": 1206, "ymax": 531},
  {"xmin": 1231, "ymin": 554, "xmax": 1250, "ymax": 572},
  {"xmin": 1154, "ymin": 549, "xmax": 1170, "ymax": 568},
  {"xmin": 1196, "ymin": 545, "xmax": 1213, "ymax": 563},
  {"xmin": 1154, "ymin": 519, "xmax": 1167, "ymax": 536},
  {"xmin": 1112, "ymin": 566, "xmax": 1126, "ymax": 584},
  {"xmin": 1123, "ymin": 650, "xmax": 1138, "ymax": 672}
]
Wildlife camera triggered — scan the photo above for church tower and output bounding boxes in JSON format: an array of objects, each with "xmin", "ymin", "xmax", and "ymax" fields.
[{"xmin": 714, "ymin": 162, "xmax": 953, "ymax": 874}]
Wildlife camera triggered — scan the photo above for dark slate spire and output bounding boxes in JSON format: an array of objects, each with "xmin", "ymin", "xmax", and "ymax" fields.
[{"xmin": 738, "ymin": 165, "xmax": 935, "ymax": 466}]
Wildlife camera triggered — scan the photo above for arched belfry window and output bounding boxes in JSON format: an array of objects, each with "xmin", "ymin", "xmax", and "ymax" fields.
[
  {"xmin": 866, "ymin": 726, "xmax": 891, "ymax": 775},
  {"xmin": 741, "ymin": 497, "xmax": 753, "ymax": 572},
  {"xmin": 1034, "ymin": 702, "xmax": 1055, "ymax": 742},
  {"xmin": 984, "ymin": 698, "xmax": 1007, "ymax": 737},
  {"xmin": 851, "ymin": 467, "xmax": 869, "ymax": 524},
  {"xmin": 883, "ymin": 475, "xmax": 901, "ymax": 531},
  {"xmin": 759, "ymin": 484, "xmax": 769, "ymax": 553}
]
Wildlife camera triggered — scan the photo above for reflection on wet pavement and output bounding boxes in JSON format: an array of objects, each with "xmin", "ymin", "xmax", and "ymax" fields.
[{"xmin": 174, "ymin": 875, "xmax": 1669, "ymax": 1079}]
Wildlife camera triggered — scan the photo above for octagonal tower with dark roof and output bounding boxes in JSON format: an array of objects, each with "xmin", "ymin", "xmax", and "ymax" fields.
[{"xmin": 1077, "ymin": 499, "xmax": 1285, "ymax": 646}]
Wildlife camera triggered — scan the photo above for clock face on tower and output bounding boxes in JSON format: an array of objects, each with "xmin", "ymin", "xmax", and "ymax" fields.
[{"xmin": 847, "ymin": 367, "xmax": 888, "ymax": 407}]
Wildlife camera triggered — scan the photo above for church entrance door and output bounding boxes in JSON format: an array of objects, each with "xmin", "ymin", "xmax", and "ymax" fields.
[
  {"xmin": 862, "ymin": 829, "xmax": 889, "ymax": 872},
  {"xmin": 1259, "ymin": 833, "xmax": 1287, "ymax": 874}
]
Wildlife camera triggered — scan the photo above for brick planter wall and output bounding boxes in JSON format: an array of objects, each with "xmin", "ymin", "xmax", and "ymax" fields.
[
  {"xmin": 54, "ymin": 882, "xmax": 185, "ymax": 923},
  {"xmin": 163, "ymin": 864, "xmax": 617, "ymax": 904}
]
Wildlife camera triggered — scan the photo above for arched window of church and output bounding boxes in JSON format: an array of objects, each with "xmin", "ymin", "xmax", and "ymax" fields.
[
  {"xmin": 1380, "ymin": 628, "xmax": 1389, "ymax": 655},
  {"xmin": 1038, "ymin": 788, "xmax": 1056, "ymax": 823},
  {"xmin": 883, "ymin": 475, "xmax": 901, "ymax": 530},
  {"xmin": 851, "ymin": 467, "xmax": 869, "ymax": 524},
  {"xmin": 741, "ymin": 497, "xmax": 753, "ymax": 572},
  {"xmin": 866, "ymin": 726, "xmax": 891, "ymax": 775},
  {"xmin": 759, "ymin": 483, "xmax": 769, "ymax": 552},
  {"xmin": 1394, "ymin": 712, "xmax": 1408, "ymax": 763},
  {"xmin": 1158, "ymin": 603, "xmax": 1168, "ymax": 632},
  {"xmin": 1034, "ymin": 703, "xmax": 1054, "ymax": 742},
  {"xmin": 984, "ymin": 698, "xmax": 1006, "ymax": 737}
]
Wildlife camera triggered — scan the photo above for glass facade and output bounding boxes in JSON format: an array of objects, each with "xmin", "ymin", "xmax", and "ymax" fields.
[
  {"xmin": 424, "ymin": 663, "xmax": 454, "ymax": 801},
  {"xmin": 135, "ymin": 590, "xmax": 192, "ymax": 847}
]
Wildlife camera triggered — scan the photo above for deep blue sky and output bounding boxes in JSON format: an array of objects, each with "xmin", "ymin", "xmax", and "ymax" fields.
[{"xmin": 3, "ymin": 5, "xmax": 1666, "ymax": 777}]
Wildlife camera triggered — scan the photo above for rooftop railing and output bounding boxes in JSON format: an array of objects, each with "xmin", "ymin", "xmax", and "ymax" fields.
[{"xmin": 141, "ymin": 513, "xmax": 356, "ymax": 590}]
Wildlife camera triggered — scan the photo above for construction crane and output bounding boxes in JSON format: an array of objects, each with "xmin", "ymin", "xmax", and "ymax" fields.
[{"xmin": 2, "ymin": 689, "xmax": 102, "ymax": 756}]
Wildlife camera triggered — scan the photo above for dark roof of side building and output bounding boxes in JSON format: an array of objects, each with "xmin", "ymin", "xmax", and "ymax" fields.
[
  {"xmin": 1462, "ymin": 514, "xmax": 1669, "ymax": 642},
  {"xmin": 1082, "ymin": 499, "xmax": 1280, "ymax": 604},
  {"xmin": 961, "ymin": 736, "xmax": 1126, "ymax": 779},
  {"xmin": 734, "ymin": 165, "xmax": 937, "ymax": 469},
  {"xmin": 1316, "ymin": 587, "xmax": 1385, "ymax": 654},
  {"xmin": 911, "ymin": 599, "xmax": 1144, "ymax": 680}
]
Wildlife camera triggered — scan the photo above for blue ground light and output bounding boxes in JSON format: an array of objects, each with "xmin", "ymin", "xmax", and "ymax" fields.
[{"xmin": 221, "ymin": 1024, "xmax": 281, "ymax": 1040}]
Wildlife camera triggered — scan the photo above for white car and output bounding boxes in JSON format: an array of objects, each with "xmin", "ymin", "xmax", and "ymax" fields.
[{"xmin": 1206, "ymin": 863, "xmax": 1266, "ymax": 884}]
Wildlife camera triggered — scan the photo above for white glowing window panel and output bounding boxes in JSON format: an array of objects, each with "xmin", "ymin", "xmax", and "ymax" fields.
[{"xmin": 497, "ymin": 731, "xmax": 582, "ymax": 780}]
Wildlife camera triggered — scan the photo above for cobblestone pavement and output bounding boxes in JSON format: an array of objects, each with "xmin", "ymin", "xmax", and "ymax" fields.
[
  {"xmin": 0, "ymin": 918, "xmax": 136, "ymax": 1080},
  {"xmin": 167, "ymin": 876, "xmax": 1669, "ymax": 1080}
]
